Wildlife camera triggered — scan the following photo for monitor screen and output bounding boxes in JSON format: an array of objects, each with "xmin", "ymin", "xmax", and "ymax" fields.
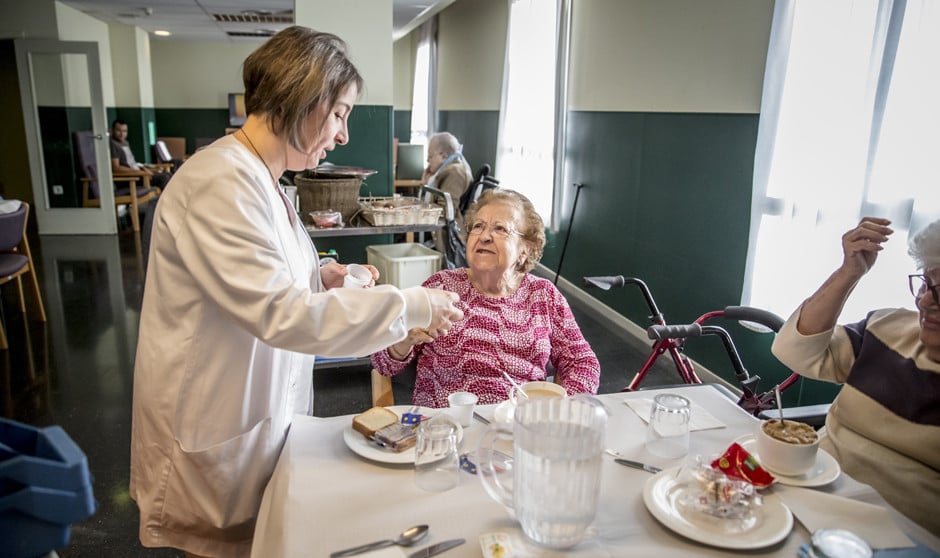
[
  {"xmin": 228, "ymin": 93, "xmax": 246, "ymax": 127},
  {"xmin": 396, "ymin": 143, "xmax": 425, "ymax": 180}
]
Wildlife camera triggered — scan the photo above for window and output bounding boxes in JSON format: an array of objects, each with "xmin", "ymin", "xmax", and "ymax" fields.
[
  {"xmin": 409, "ymin": 18, "xmax": 438, "ymax": 151},
  {"xmin": 496, "ymin": 0, "xmax": 569, "ymax": 226},
  {"xmin": 744, "ymin": 0, "xmax": 940, "ymax": 321}
]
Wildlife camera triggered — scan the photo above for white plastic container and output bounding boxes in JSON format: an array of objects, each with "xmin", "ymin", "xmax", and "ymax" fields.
[{"xmin": 366, "ymin": 243, "xmax": 442, "ymax": 289}]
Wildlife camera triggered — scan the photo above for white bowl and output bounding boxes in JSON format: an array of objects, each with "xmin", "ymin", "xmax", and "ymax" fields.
[{"xmin": 754, "ymin": 420, "xmax": 819, "ymax": 476}]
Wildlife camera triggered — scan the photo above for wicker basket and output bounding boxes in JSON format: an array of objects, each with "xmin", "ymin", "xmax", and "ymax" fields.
[
  {"xmin": 359, "ymin": 197, "xmax": 443, "ymax": 226},
  {"xmin": 293, "ymin": 174, "xmax": 363, "ymax": 224}
]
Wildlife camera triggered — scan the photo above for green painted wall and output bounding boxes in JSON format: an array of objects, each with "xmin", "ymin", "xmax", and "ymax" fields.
[{"xmin": 438, "ymin": 110, "xmax": 499, "ymax": 176}]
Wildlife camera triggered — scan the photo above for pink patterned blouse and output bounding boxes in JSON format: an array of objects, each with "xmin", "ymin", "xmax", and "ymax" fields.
[{"xmin": 371, "ymin": 268, "xmax": 601, "ymax": 408}]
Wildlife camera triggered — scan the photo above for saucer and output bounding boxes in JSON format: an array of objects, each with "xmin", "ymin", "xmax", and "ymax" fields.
[
  {"xmin": 343, "ymin": 406, "xmax": 463, "ymax": 464},
  {"xmin": 739, "ymin": 436, "xmax": 841, "ymax": 487}
]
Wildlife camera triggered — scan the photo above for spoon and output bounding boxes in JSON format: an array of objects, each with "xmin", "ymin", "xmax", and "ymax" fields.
[
  {"xmin": 774, "ymin": 385, "xmax": 785, "ymax": 427},
  {"xmin": 330, "ymin": 525, "xmax": 429, "ymax": 557},
  {"xmin": 501, "ymin": 370, "xmax": 528, "ymax": 399}
]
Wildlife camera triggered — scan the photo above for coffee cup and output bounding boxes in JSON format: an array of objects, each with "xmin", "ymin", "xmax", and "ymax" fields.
[
  {"xmin": 508, "ymin": 381, "xmax": 566, "ymax": 405},
  {"xmin": 754, "ymin": 419, "xmax": 819, "ymax": 476},
  {"xmin": 342, "ymin": 264, "xmax": 373, "ymax": 289}
]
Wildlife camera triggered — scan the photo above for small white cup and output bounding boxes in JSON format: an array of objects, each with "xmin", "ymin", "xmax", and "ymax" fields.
[
  {"xmin": 507, "ymin": 380, "xmax": 566, "ymax": 405},
  {"xmin": 755, "ymin": 419, "xmax": 819, "ymax": 476},
  {"xmin": 447, "ymin": 391, "xmax": 478, "ymax": 427},
  {"xmin": 645, "ymin": 393, "xmax": 691, "ymax": 459},
  {"xmin": 342, "ymin": 264, "xmax": 373, "ymax": 289}
]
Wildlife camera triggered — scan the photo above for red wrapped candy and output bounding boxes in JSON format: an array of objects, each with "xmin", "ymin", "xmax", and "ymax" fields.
[{"xmin": 711, "ymin": 442, "xmax": 775, "ymax": 488}]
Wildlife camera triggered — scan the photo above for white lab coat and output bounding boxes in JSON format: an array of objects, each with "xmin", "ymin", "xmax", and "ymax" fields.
[{"xmin": 130, "ymin": 135, "xmax": 431, "ymax": 557}]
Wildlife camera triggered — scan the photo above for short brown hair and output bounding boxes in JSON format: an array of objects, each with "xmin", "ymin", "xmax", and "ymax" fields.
[
  {"xmin": 465, "ymin": 189, "xmax": 546, "ymax": 273},
  {"xmin": 242, "ymin": 26, "xmax": 364, "ymax": 152}
]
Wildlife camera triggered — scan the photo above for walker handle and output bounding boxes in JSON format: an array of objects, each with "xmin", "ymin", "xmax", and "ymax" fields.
[
  {"xmin": 647, "ymin": 323, "xmax": 702, "ymax": 340},
  {"xmin": 582, "ymin": 276, "xmax": 625, "ymax": 290},
  {"xmin": 722, "ymin": 306, "xmax": 784, "ymax": 332}
]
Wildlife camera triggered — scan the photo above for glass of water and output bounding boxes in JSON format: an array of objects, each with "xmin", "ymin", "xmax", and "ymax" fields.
[
  {"xmin": 414, "ymin": 419, "xmax": 459, "ymax": 492},
  {"xmin": 646, "ymin": 393, "xmax": 691, "ymax": 458}
]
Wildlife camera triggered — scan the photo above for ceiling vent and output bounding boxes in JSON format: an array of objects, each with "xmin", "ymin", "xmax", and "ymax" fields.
[
  {"xmin": 226, "ymin": 30, "xmax": 278, "ymax": 38},
  {"xmin": 213, "ymin": 12, "xmax": 293, "ymax": 24}
]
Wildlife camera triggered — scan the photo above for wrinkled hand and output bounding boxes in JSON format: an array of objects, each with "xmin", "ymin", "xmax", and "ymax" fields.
[
  {"xmin": 841, "ymin": 217, "xmax": 893, "ymax": 278},
  {"xmin": 424, "ymin": 288, "xmax": 463, "ymax": 337}
]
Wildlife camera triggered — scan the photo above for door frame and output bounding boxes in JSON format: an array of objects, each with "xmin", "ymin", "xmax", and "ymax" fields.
[{"xmin": 15, "ymin": 39, "xmax": 117, "ymax": 235}]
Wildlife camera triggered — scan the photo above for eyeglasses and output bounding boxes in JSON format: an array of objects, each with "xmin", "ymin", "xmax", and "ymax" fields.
[
  {"xmin": 467, "ymin": 220, "xmax": 520, "ymax": 239},
  {"xmin": 908, "ymin": 274, "xmax": 940, "ymax": 307}
]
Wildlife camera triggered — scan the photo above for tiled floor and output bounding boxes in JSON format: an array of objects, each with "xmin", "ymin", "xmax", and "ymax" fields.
[{"xmin": 2, "ymin": 230, "xmax": 676, "ymax": 557}]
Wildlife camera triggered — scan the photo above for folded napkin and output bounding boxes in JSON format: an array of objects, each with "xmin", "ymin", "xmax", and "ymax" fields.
[
  {"xmin": 775, "ymin": 485, "xmax": 914, "ymax": 549},
  {"xmin": 351, "ymin": 547, "xmax": 406, "ymax": 558},
  {"xmin": 623, "ymin": 397, "xmax": 725, "ymax": 431}
]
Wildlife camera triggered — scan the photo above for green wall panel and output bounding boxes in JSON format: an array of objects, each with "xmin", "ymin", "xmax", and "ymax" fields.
[
  {"xmin": 438, "ymin": 110, "xmax": 499, "ymax": 176},
  {"xmin": 540, "ymin": 110, "xmax": 838, "ymax": 406},
  {"xmin": 152, "ymin": 108, "xmax": 230, "ymax": 155},
  {"xmin": 393, "ymin": 110, "xmax": 411, "ymax": 142}
]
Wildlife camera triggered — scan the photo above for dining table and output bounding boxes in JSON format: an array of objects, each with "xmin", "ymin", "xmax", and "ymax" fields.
[{"xmin": 250, "ymin": 384, "xmax": 940, "ymax": 558}]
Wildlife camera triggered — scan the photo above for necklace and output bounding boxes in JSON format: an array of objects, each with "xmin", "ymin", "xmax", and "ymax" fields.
[
  {"xmin": 240, "ymin": 128, "xmax": 279, "ymax": 187},
  {"xmin": 240, "ymin": 128, "xmax": 296, "ymax": 225}
]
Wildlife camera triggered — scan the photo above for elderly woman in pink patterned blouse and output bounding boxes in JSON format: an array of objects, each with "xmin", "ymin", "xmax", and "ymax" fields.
[{"xmin": 372, "ymin": 189, "xmax": 601, "ymax": 407}]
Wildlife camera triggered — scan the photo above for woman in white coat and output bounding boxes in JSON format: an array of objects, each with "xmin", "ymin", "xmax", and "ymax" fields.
[{"xmin": 130, "ymin": 27, "xmax": 463, "ymax": 558}]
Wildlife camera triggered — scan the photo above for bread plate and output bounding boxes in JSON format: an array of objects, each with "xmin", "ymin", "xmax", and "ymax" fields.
[{"xmin": 343, "ymin": 405, "xmax": 463, "ymax": 464}]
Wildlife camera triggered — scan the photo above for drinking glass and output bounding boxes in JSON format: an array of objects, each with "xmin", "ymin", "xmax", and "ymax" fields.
[
  {"xmin": 414, "ymin": 419, "xmax": 459, "ymax": 492},
  {"xmin": 645, "ymin": 393, "xmax": 691, "ymax": 458}
]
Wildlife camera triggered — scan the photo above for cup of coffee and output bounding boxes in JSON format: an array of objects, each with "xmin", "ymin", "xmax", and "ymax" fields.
[
  {"xmin": 508, "ymin": 381, "xmax": 566, "ymax": 405},
  {"xmin": 755, "ymin": 419, "xmax": 819, "ymax": 476},
  {"xmin": 342, "ymin": 264, "xmax": 373, "ymax": 289}
]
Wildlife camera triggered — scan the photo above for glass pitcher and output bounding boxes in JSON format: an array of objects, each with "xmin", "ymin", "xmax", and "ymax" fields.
[{"xmin": 477, "ymin": 396, "xmax": 607, "ymax": 549}]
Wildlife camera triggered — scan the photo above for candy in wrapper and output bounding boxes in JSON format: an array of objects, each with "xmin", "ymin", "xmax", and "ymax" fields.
[
  {"xmin": 712, "ymin": 442, "xmax": 775, "ymax": 488},
  {"xmin": 677, "ymin": 459, "xmax": 764, "ymax": 524},
  {"xmin": 372, "ymin": 423, "xmax": 417, "ymax": 452}
]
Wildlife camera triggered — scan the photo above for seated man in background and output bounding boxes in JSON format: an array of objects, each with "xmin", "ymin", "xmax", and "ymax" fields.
[
  {"xmin": 771, "ymin": 216, "xmax": 940, "ymax": 534},
  {"xmin": 110, "ymin": 119, "xmax": 170, "ymax": 189},
  {"xmin": 372, "ymin": 189, "xmax": 601, "ymax": 407},
  {"xmin": 422, "ymin": 132, "xmax": 473, "ymax": 249}
]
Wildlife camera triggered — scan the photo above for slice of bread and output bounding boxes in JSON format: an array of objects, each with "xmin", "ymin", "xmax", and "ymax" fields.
[{"xmin": 352, "ymin": 406, "xmax": 399, "ymax": 440}]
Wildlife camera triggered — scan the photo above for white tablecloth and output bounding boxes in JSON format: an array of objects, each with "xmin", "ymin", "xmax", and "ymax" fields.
[{"xmin": 251, "ymin": 385, "xmax": 939, "ymax": 558}]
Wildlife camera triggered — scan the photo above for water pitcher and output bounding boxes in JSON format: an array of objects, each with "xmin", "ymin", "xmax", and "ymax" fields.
[{"xmin": 477, "ymin": 396, "xmax": 607, "ymax": 549}]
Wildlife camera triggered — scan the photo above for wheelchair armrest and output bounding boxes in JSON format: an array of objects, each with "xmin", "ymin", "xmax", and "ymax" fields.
[
  {"xmin": 759, "ymin": 404, "xmax": 831, "ymax": 429},
  {"xmin": 421, "ymin": 185, "xmax": 455, "ymax": 222}
]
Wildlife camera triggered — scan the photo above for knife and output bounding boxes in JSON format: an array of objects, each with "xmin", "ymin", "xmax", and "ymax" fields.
[
  {"xmin": 615, "ymin": 458, "xmax": 662, "ymax": 474},
  {"xmin": 408, "ymin": 538, "xmax": 465, "ymax": 558}
]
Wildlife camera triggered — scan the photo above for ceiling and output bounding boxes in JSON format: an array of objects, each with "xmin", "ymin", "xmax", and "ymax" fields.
[{"xmin": 57, "ymin": 0, "xmax": 452, "ymax": 42}]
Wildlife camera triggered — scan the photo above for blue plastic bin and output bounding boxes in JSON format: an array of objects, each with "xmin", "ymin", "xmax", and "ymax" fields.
[
  {"xmin": 0, "ymin": 418, "xmax": 96, "ymax": 558},
  {"xmin": 0, "ymin": 418, "xmax": 92, "ymax": 491}
]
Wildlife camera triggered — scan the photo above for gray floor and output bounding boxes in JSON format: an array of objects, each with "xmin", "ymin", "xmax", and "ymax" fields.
[{"xmin": 3, "ymin": 230, "xmax": 678, "ymax": 557}]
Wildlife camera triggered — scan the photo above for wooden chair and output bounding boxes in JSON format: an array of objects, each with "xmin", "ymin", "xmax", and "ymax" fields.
[
  {"xmin": 371, "ymin": 369, "xmax": 394, "ymax": 407},
  {"xmin": 73, "ymin": 131, "xmax": 160, "ymax": 232},
  {"xmin": 156, "ymin": 136, "xmax": 187, "ymax": 160},
  {"xmin": 0, "ymin": 202, "xmax": 46, "ymax": 350}
]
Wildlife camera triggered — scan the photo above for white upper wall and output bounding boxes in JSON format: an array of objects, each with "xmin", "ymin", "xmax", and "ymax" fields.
[
  {"xmin": 393, "ymin": 35, "xmax": 414, "ymax": 109},
  {"xmin": 151, "ymin": 40, "xmax": 255, "ymax": 108},
  {"xmin": 0, "ymin": 0, "xmax": 57, "ymax": 40},
  {"xmin": 295, "ymin": 0, "xmax": 393, "ymax": 106},
  {"xmin": 437, "ymin": 0, "xmax": 506, "ymax": 111},
  {"xmin": 108, "ymin": 24, "xmax": 156, "ymax": 107},
  {"xmin": 569, "ymin": 0, "xmax": 773, "ymax": 113}
]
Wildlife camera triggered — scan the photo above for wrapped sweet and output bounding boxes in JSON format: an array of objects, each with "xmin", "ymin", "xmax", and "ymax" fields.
[{"xmin": 676, "ymin": 457, "xmax": 764, "ymax": 528}]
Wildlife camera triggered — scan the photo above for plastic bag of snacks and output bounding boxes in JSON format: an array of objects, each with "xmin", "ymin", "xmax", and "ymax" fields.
[{"xmin": 676, "ymin": 457, "xmax": 764, "ymax": 531}]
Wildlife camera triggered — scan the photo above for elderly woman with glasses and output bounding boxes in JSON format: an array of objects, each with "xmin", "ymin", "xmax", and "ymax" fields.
[
  {"xmin": 372, "ymin": 189, "xmax": 600, "ymax": 407},
  {"xmin": 772, "ymin": 217, "xmax": 940, "ymax": 534}
]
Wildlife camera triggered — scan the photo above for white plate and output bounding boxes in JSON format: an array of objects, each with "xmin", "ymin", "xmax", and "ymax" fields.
[
  {"xmin": 342, "ymin": 406, "xmax": 463, "ymax": 464},
  {"xmin": 643, "ymin": 467, "xmax": 793, "ymax": 549},
  {"xmin": 739, "ymin": 436, "xmax": 841, "ymax": 487}
]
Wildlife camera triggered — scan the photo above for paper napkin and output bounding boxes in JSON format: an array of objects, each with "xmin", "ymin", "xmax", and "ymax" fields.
[
  {"xmin": 355, "ymin": 547, "xmax": 406, "ymax": 558},
  {"xmin": 774, "ymin": 485, "xmax": 914, "ymax": 549},
  {"xmin": 623, "ymin": 397, "xmax": 726, "ymax": 431}
]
